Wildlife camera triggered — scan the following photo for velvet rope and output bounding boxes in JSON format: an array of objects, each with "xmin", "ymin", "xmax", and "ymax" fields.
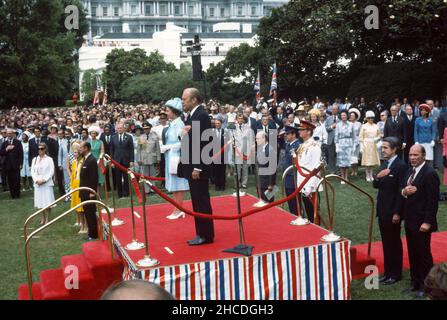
[
  {"xmin": 108, "ymin": 158, "xmax": 166, "ymax": 181},
  {"xmin": 129, "ymin": 172, "xmax": 142, "ymax": 204},
  {"xmin": 211, "ymin": 141, "xmax": 231, "ymax": 161},
  {"xmin": 235, "ymin": 146, "xmax": 256, "ymax": 161},
  {"xmin": 293, "ymin": 154, "xmax": 312, "ymax": 178},
  {"xmin": 98, "ymin": 157, "xmax": 107, "ymax": 175},
  {"xmin": 142, "ymin": 165, "xmax": 321, "ymax": 220}
]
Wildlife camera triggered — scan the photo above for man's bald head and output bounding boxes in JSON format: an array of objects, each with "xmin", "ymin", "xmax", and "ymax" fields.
[{"xmin": 101, "ymin": 280, "xmax": 174, "ymax": 300}]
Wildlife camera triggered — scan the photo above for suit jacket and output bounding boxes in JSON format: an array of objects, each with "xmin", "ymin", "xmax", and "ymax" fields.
[
  {"xmin": 212, "ymin": 128, "xmax": 227, "ymax": 164},
  {"xmin": 255, "ymin": 120, "xmax": 277, "ymax": 133},
  {"xmin": 100, "ymin": 134, "xmax": 113, "ymax": 156},
  {"xmin": 28, "ymin": 136, "xmax": 55, "ymax": 167},
  {"xmin": 273, "ymin": 114, "xmax": 285, "ymax": 128},
  {"xmin": 79, "ymin": 153, "xmax": 99, "ymax": 200},
  {"xmin": 138, "ymin": 131, "xmax": 160, "ymax": 165},
  {"xmin": 402, "ymin": 115, "xmax": 416, "ymax": 146},
  {"xmin": 0, "ymin": 138, "xmax": 23, "ymax": 170},
  {"xmin": 179, "ymin": 105, "xmax": 212, "ymax": 180},
  {"xmin": 324, "ymin": 114, "xmax": 341, "ymax": 145},
  {"xmin": 246, "ymin": 116, "xmax": 258, "ymax": 133},
  {"xmin": 280, "ymin": 139, "xmax": 301, "ymax": 189},
  {"xmin": 258, "ymin": 143, "xmax": 277, "ymax": 187},
  {"xmin": 384, "ymin": 116, "xmax": 405, "ymax": 142},
  {"xmin": 109, "ymin": 133, "xmax": 134, "ymax": 165},
  {"xmin": 373, "ymin": 157, "xmax": 408, "ymax": 219},
  {"xmin": 400, "ymin": 163, "xmax": 440, "ymax": 232}
]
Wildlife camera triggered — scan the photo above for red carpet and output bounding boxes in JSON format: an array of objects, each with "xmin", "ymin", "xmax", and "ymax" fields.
[
  {"xmin": 104, "ymin": 194, "xmax": 335, "ymax": 268},
  {"xmin": 351, "ymin": 231, "xmax": 447, "ymax": 279}
]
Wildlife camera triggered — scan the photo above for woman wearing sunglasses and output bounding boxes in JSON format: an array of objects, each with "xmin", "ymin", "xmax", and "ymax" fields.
[{"xmin": 31, "ymin": 143, "xmax": 55, "ymax": 225}]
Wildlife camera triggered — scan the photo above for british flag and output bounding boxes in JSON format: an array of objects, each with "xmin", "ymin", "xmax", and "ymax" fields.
[
  {"xmin": 254, "ymin": 70, "xmax": 261, "ymax": 102},
  {"xmin": 92, "ymin": 77, "xmax": 100, "ymax": 105},
  {"xmin": 269, "ymin": 62, "xmax": 277, "ymax": 104}
]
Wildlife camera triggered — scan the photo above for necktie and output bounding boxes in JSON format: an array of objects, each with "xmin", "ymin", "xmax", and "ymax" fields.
[
  {"xmin": 407, "ymin": 167, "xmax": 416, "ymax": 186},
  {"xmin": 239, "ymin": 125, "xmax": 242, "ymax": 131},
  {"xmin": 120, "ymin": 134, "xmax": 123, "ymax": 143},
  {"xmin": 147, "ymin": 134, "xmax": 150, "ymax": 140},
  {"xmin": 37, "ymin": 138, "xmax": 40, "ymax": 145},
  {"xmin": 384, "ymin": 160, "xmax": 389, "ymax": 169},
  {"xmin": 106, "ymin": 136, "xmax": 109, "ymax": 144}
]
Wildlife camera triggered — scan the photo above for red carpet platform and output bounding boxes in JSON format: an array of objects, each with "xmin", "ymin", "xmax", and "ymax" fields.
[
  {"xmin": 103, "ymin": 194, "xmax": 352, "ymax": 300},
  {"xmin": 351, "ymin": 231, "xmax": 447, "ymax": 279}
]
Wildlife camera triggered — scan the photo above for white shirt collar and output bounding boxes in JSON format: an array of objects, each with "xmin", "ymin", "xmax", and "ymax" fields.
[
  {"xmin": 412, "ymin": 161, "xmax": 426, "ymax": 179},
  {"xmin": 85, "ymin": 152, "xmax": 92, "ymax": 160},
  {"xmin": 289, "ymin": 139, "xmax": 299, "ymax": 145},
  {"xmin": 387, "ymin": 155, "xmax": 398, "ymax": 168}
]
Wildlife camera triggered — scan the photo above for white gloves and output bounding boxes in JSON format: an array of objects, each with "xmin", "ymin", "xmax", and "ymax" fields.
[
  {"xmin": 160, "ymin": 145, "xmax": 171, "ymax": 153},
  {"xmin": 360, "ymin": 143, "xmax": 364, "ymax": 154},
  {"xmin": 335, "ymin": 144, "xmax": 341, "ymax": 153},
  {"xmin": 430, "ymin": 140, "xmax": 435, "ymax": 147}
]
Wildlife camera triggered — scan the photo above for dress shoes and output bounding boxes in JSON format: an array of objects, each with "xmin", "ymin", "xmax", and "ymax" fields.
[
  {"xmin": 413, "ymin": 291, "xmax": 426, "ymax": 299},
  {"xmin": 85, "ymin": 237, "xmax": 98, "ymax": 241},
  {"xmin": 379, "ymin": 276, "xmax": 388, "ymax": 283},
  {"xmin": 187, "ymin": 236, "xmax": 213, "ymax": 246},
  {"xmin": 383, "ymin": 278, "xmax": 401, "ymax": 285},
  {"xmin": 401, "ymin": 286, "xmax": 419, "ymax": 294}
]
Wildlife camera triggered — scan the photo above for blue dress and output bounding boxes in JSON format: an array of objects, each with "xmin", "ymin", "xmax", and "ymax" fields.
[{"xmin": 164, "ymin": 117, "xmax": 190, "ymax": 192}]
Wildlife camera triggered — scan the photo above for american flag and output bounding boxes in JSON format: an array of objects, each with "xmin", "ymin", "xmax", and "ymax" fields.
[
  {"xmin": 269, "ymin": 62, "xmax": 277, "ymax": 104},
  {"xmin": 102, "ymin": 85, "xmax": 108, "ymax": 106},
  {"xmin": 92, "ymin": 77, "xmax": 100, "ymax": 105},
  {"xmin": 254, "ymin": 70, "xmax": 261, "ymax": 102}
]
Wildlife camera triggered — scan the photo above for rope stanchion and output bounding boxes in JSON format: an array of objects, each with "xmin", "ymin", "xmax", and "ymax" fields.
[
  {"xmin": 108, "ymin": 157, "xmax": 165, "ymax": 182},
  {"xmin": 211, "ymin": 141, "xmax": 231, "ymax": 162},
  {"xmin": 291, "ymin": 149, "xmax": 312, "ymax": 178},
  {"xmin": 142, "ymin": 164, "xmax": 323, "ymax": 220},
  {"xmin": 130, "ymin": 172, "xmax": 142, "ymax": 204}
]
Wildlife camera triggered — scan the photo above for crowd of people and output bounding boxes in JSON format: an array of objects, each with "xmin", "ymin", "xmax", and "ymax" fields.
[{"xmin": 1, "ymin": 90, "xmax": 447, "ymax": 298}]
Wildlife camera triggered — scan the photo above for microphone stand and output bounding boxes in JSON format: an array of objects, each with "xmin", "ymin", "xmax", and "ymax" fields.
[{"xmin": 223, "ymin": 132, "xmax": 253, "ymax": 256}]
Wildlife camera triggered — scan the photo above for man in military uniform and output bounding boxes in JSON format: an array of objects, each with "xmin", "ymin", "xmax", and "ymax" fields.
[
  {"xmin": 138, "ymin": 121, "xmax": 161, "ymax": 194},
  {"xmin": 291, "ymin": 120, "xmax": 322, "ymax": 225},
  {"xmin": 280, "ymin": 123, "xmax": 301, "ymax": 215}
]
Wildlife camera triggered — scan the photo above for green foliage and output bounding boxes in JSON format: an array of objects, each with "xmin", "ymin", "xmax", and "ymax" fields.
[
  {"xmin": 80, "ymin": 69, "xmax": 100, "ymax": 103},
  {"xmin": 0, "ymin": 0, "xmax": 88, "ymax": 108},
  {"xmin": 118, "ymin": 65, "xmax": 195, "ymax": 103},
  {"xmin": 348, "ymin": 62, "xmax": 447, "ymax": 103},
  {"xmin": 102, "ymin": 49, "xmax": 177, "ymax": 102}
]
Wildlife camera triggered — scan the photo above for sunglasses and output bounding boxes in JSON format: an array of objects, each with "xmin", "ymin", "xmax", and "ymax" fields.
[{"xmin": 38, "ymin": 147, "xmax": 45, "ymax": 150}]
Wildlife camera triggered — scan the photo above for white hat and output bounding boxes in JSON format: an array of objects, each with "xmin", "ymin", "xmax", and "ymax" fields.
[
  {"xmin": 88, "ymin": 125, "xmax": 100, "ymax": 134},
  {"xmin": 365, "ymin": 111, "xmax": 375, "ymax": 119}
]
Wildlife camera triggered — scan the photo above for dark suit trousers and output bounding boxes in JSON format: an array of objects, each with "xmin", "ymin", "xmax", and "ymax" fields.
[
  {"xmin": 81, "ymin": 194, "xmax": 98, "ymax": 239},
  {"xmin": 299, "ymin": 194, "xmax": 314, "ymax": 223},
  {"xmin": 114, "ymin": 163, "xmax": 129, "ymax": 197},
  {"xmin": 188, "ymin": 179, "xmax": 214, "ymax": 240},
  {"xmin": 7, "ymin": 167, "xmax": 20, "ymax": 198},
  {"xmin": 1, "ymin": 167, "xmax": 7, "ymax": 190},
  {"xmin": 327, "ymin": 143, "xmax": 337, "ymax": 173},
  {"xmin": 405, "ymin": 225, "xmax": 433, "ymax": 289},
  {"xmin": 212, "ymin": 164, "xmax": 226, "ymax": 189},
  {"xmin": 378, "ymin": 217, "xmax": 403, "ymax": 279},
  {"xmin": 286, "ymin": 187, "xmax": 298, "ymax": 215},
  {"xmin": 55, "ymin": 166, "xmax": 65, "ymax": 196}
]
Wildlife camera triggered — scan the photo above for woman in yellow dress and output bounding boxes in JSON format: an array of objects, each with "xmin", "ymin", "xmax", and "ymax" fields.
[
  {"xmin": 70, "ymin": 148, "xmax": 87, "ymax": 234},
  {"xmin": 359, "ymin": 111, "xmax": 381, "ymax": 182}
]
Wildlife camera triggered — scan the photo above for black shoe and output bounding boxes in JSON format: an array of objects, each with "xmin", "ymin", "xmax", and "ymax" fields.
[
  {"xmin": 187, "ymin": 236, "xmax": 213, "ymax": 246},
  {"xmin": 85, "ymin": 237, "xmax": 98, "ymax": 241},
  {"xmin": 379, "ymin": 276, "xmax": 389, "ymax": 283},
  {"xmin": 383, "ymin": 278, "xmax": 401, "ymax": 286},
  {"xmin": 402, "ymin": 286, "xmax": 419, "ymax": 294},
  {"xmin": 413, "ymin": 291, "xmax": 426, "ymax": 299}
]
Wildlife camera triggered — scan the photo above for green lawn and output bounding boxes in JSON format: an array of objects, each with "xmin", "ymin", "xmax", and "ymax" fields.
[{"xmin": 0, "ymin": 168, "xmax": 445, "ymax": 300}]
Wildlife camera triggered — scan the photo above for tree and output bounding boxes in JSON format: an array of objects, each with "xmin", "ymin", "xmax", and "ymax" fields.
[
  {"xmin": 256, "ymin": 0, "xmax": 447, "ymax": 92},
  {"xmin": 102, "ymin": 49, "xmax": 177, "ymax": 102},
  {"xmin": 0, "ymin": 0, "xmax": 88, "ymax": 108},
  {"xmin": 80, "ymin": 69, "xmax": 100, "ymax": 104}
]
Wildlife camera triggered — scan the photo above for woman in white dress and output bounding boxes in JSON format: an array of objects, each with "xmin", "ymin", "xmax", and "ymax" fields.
[
  {"xmin": 20, "ymin": 131, "xmax": 33, "ymax": 191},
  {"xmin": 348, "ymin": 108, "xmax": 362, "ymax": 177},
  {"xmin": 31, "ymin": 143, "xmax": 55, "ymax": 225}
]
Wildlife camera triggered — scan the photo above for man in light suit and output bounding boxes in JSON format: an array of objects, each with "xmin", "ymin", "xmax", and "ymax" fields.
[
  {"xmin": 324, "ymin": 105, "xmax": 340, "ymax": 173},
  {"xmin": 110, "ymin": 122, "xmax": 134, "ymax": 198},
  {"xmin": 233, "ymin": 114, "xmax": 255, "ymax": 195},
  {"xmin": 138, "ymin": 121, "xmax": 160, "ymax": 193},
  {"xmin": 57, "ymin": 129, "xmax": 69, "ymax": 197},
  {"xmin": 179, "ymin": 88, "xmax": 215, "ymax": 246}
]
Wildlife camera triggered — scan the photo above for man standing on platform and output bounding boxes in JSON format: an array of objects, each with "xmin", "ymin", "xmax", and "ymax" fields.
[
  {"xmin": 211, "ymin": 118, "xmax": 227, "ymax": 191},
  {"xmin": 180, "ymin": 88, "xmax": 214, "ymax": 246},
  {"xmin": 373, "ymin": 137, "xmax": 407, "ymax": 285},
  {"xmin": 79, "ymin": 141, "xmax": 99, "ymax": 240},
  {"xmin": 110, "ymin": 123, "xmax": 134, "ymax": 198},
  {"xmin": 401, "ymin": 144, "xmax": 440, "ymax": 298},
  {"xmin": 280, "ymin": 124, "xmax": 301, "ymax": 215},
  {"xmin": 255, "ymin": 131, "xmax": 277, "ymax": 204},
  {"xmin": 290, "ymin": 120, "xmax": 321, "ymax": 225}
]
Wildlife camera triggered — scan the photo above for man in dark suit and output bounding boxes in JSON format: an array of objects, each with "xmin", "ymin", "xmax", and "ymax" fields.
[
  {"xmin": 402, "ymin": 104, "xmax": 416, "ymax": 164},
  {"xmin": 0, "ymin": 128, "xmax": 9, "ymax": 191},
  {"xmin": 273, "ymin": 106, "xmax": 285, "ymax": 129},
  {"xmin": 279, "ymin": 124, "xmax": 301, "ymax": 215},
  {"xmin": 28, "ymin": 126, "xmax": 43, "ymax": 167},
  {"xmin": 211, "ymin": 118, "xmax": 227, "ymax": 191},
  {"xmin": 255, "ymin": 131, "xmax": 277, "ymax": 203},
  {"xmin": 256, "ymin": 115, "xmax": 277, "ymax": 134},
  {"xmin": 0, "ymin": 129, "xmax": 23, "ymax": 199},
  {"xmin": 384, "ymin": 105, "xmax": 405, "ymax": 157},
  {"xmin": 100, "ymin": 124, "xmax": 115, "ymax": 189},
  {"xmin": 400, "ymin": 144, "xmax": 440, "ymax": 298},
  {"xmin": 373, "ymin": 137, "xmax": 408, "ymax": 285},
  {"xmin": 110, "ymin": 122, "xmax": 134, "ymax": 198},
  {"xmin": 180, "ymin": 88, "xmax": 214, "ymax": 245},
  {"xmin": 79, "ymin": 141, "xmax": 99, "ymax": 240}
]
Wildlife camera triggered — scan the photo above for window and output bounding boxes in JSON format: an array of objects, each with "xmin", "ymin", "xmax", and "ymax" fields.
[
  {"xmin": 237, "ymin": 5, "xmax": 243, "ymax": 16},
  {"xmin": 92, "ymin": 6, "xmax": 97, "ymax": 17},
  {"xmin": 188, "ymin": 5, "xmax": 194, "ymax": 15},
  {"xmin": 209, "ymin": 7, "xmax": 214, "ymax": 17},
  {"xmin": 145, "ymin": 3, "xmax": 153, "ymax": 16},
  {"xmin": 92, "ymin": 27, "xmax": 99, "ymax": 36},
  {"xmin": 131, "ymin": 5, "xmax": 137, "ymax": 15},
  {"xmin": 114, "ymin": 7, "xmax": 119, "ymax": 16},
  {"xmin": 251, "ymin": 6, "xmax": 256, "ymax": 16},
  {"xmin": 159, "ymin": 3, "xmax": 168, "ymax": 16},
  {"xmin": 112, "ymin": 26, "xmax": 121, "ymax": 33},
  {"xmin": 201, "ymin": 7, "xmax": 205, "ymax": 17},
  {"xmin": 145, "ymin": 25, "xmax": 154, "ymax": 32},
  {"xmin": 103, "ymin": 6, "xmax": 108, "ymax": 16},
  {"xmin": 159, "ymin": 24, "xmax": 166, "ymax": 31},
  {"xmin": 174, "ymin": 4, "xmax": 181, "ymax": 15},
  {"xmin": 130, "ymin": 25, "xmax": 139, "ymax": 32},
  {"xmin": 220, "ymin": 8, "xmax": 225, "ymax": 17}
]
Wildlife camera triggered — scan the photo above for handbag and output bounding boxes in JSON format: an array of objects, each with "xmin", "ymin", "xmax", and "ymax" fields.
[{"xmin": 169, "ymin": 154, "xmax": 180, "ymax": 175}]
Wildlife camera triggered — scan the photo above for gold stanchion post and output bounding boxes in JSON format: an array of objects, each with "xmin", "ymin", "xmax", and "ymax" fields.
[
  {"xmin": 125, "ymin": 172, "xmax": 145, "ymax": 250},
  {"xmin": 108, "ymin": 160, "xmax": 124, "ymax": 226}
]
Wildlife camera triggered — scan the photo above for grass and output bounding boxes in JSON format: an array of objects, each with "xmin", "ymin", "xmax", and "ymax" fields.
[{"xmin": 0, "ymin": 167, "xmax": 445, "ymax": 300}]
